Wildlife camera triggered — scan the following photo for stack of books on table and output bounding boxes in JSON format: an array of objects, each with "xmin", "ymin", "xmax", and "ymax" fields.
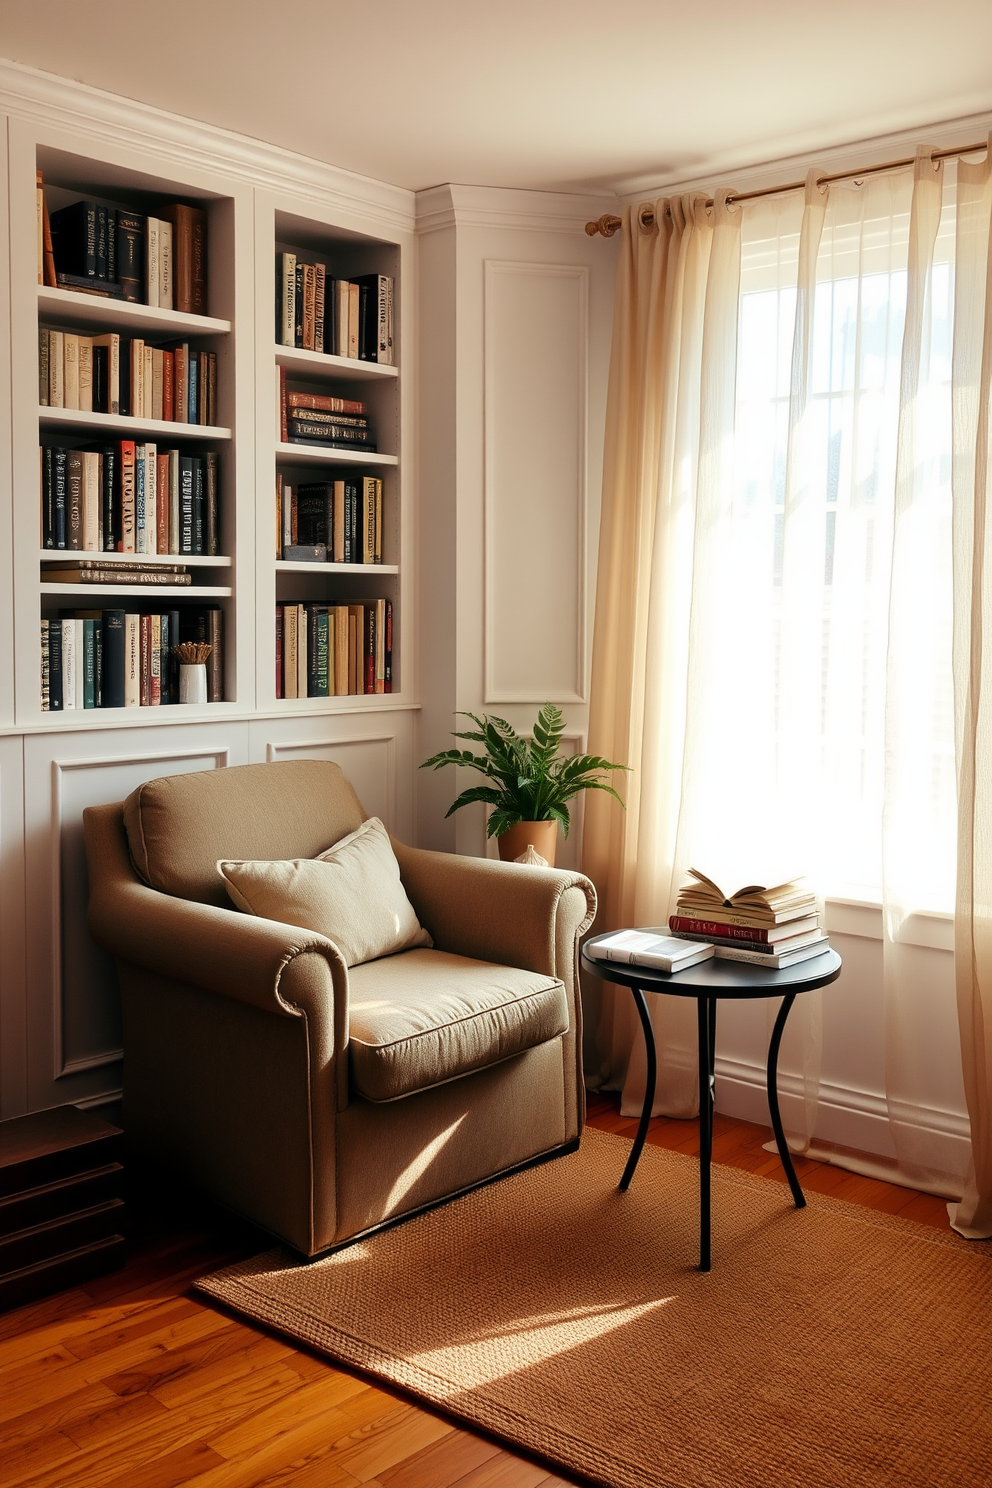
[{"xmin": 670, "ymin": 869, "xmax": 830, "ymax": 968}]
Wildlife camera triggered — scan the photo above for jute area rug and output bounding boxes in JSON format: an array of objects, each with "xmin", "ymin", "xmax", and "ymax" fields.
[{"xmin": 199, "ymin": 1129, "xmax": 991, "ymax": 1488}]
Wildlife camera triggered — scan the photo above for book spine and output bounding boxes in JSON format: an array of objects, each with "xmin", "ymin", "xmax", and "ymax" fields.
[
  {"xmin": 40, "ymin": 619, "xmax": 49, "ymax": 710},
  {"xmin": 119, "ymin": 441, "xmax": 136, "ymax": 552},
  {"xmin": 42, "ymin": 445, "xmax": 54, "ymax": 548},
  {"xmin": 669, "ymin": 915, "xmax": 781, "ymax": 944},
  {"xmin": 163, "ymin": 350, "xmax": 174, "ymax": 422},
  {"xmin": 174, "ymin": 344, "xmax": 188, "ymax": 424},
  {"xmin": 157, "ymin": 452, "xmax": 170, "ymax": 554},
  {"xmin": 41, "ymin": 186, "xmax": 56, "ymax": 288},
  {"xmin": 159, "ymin": 612, "xmax": 171, "ymax": 705},
  {"xmin": 295, "ymin": 264, "xmax": 304, "ymax": 347},
  {"xmin": 335, "ymin": 279, "xmax": 349, "ymax": 356},
  {"xmin": 100, "ymin": 611, "xmax": 125, "ymax": 708},
  {"xmin": 168, "ymin": 205, "xmax": 193, "ymax": 314},
  {"xmin": 83, "ymin": 620, "xmax": 96, "ymax": 708},
  {"xmin": 100, "ymin": 445, "xmax": 116, "ymax": 552},
  {"xmin": 179, "ymin": 456, "xmax": 194, "ymax": 553},
  {"xmin": 158, "ymin": 219, "xmax": 173, "ymax": 310},
  {"xmin": 313, "ymin": 264, "xmax": 326, "ymax": 354},
  {"xmin": 279, "ymin": 365, "xmax": 288, "ymax": 443},
  {"xmin": 284, "ymin": 603, "xmax": 298, "ymax": 698},
  {"xmin": 297, "ymin": 603, "xmax": 308, "ymax": 697},
  {"xmin": 208, "ymin": 608, "xmax": 223, "ymax": 702},
  {"xmin": 384, "ymin": 599, "xmax": 392, "ymax": 692},
  {"xmin": 192, "ymin": 458, "xmax": 204, "ymax": 554},
  {"xmin": 36, "ymin": 176, "xmax": 43, "ymax": 285},
  {"xmin": 280, "ymin": 252, "xmax": 296, "ymax": 346},
  {"xmin": 152, "ymin": 348, "xmax": 164, "ymax": 421},
  {"xmin": 375, "ymin": 596, "xmax": 385, "ymax": 693},
  {"xmin": 188, "ymin": 356, "xmax": 197, "ymax": 424},
  {"xmin": 169, "ymin": 450, "xmax": 180, "ymax": 555},
  {"xmin": 208, "ymin": 352, "xmax": 217, "ymax": 427},
  {"xmin": 67, "ymin": 451, "xmax": 83, "ymax": 551},
  {"xmin": 77, "ymin": 338, "xmax": 93, "ymax": 413},
  {"xmin": 82, "ymin": 451, "xmax": 100, "ymax": 552},
  {"xmin": 139, "ymin": 613, "xmax": 151, "ymax": 705},
  {"xmin": 674, "ymin": 904, "xmax": 800, "ymax": 928},
  {"xmin": 302, "ymin": 263, "xmax": 316, "ymax": 351},
  {"xmin": 115, "ymin": 210, "xmax": 145, "ymax": 302},
  {"xmin": 713, "ymin": 942, "xmax": 829, "ymax": 967},
  {"xmin": 365, "ymin": 602, "xmax": 375, "ymax": 693},
  {"xmin": 286, "ymin": 392, "xmax": 366, "ymax": 415},
  {"xmin": 149, "ymin": 613, "xmax": 162, "ymax": 705},
  {"xmin": 53, "ymin": 447, "xmax": 68, "ymax": 549},
  {"xmin": 205, "ymin": 451, "xmax": 219, "ymax": 555},
  {"xmin": 61, "ymin": 619, "xmax": 76, "ymax": 709},
  {"xmin": 63, "ymin": 333, "xmax": 79, "ymax": 411},
  {"xmin": 348, "ymin": 282, "xmax": 359, "ymax": 358},
  {"xmin": 49, "ymin": 330, "xmax": 64, "ymax": 407},
  {"xmin": 378, "ymin": 275, "xmax": 390, "ymax": 363},
  {"xmin": 47, "ymin": 618, "xmax": 63, "ymax": 710},
  {"xmin": 146, "ymin": 218, "xmax": 160, "ymax": 307},
  {"xmin": 134, "ymin": 444, "xmax": 146, "ymax": 554},
  {"xmin": 191, "ymin": 210, "xmax": 207, "ymax": 315},
  {"xmin": 385, "ymin": 275, "xmax": 394, "ymax": 364},
  {"xmin": 39, "ymin": 328, "xmax": 49, "ymax": 406},
  {"xmin": 275, "ymin": 605, "xmax": 283, "ymax": 698}
]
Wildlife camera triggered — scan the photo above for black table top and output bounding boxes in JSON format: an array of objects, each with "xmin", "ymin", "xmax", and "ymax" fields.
[{"xmin": 581, "ymin": 931, "xmax": 842, "ymax": 1000}]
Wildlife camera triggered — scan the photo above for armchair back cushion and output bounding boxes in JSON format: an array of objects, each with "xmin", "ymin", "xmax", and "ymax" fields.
[{"xmin": 123, "ymin": 760, "xmax": 366, "ymax": 906}]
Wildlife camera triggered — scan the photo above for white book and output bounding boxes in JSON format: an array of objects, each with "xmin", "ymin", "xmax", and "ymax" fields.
[
  {"xmin": 143, "ymin": 345, "xmax": 153, "ymax": 420},
  {"xmin": 49, "ymin": 330, "xmax": 64, "ymax": 408},
  {"xmin": 73, "ymin": 619, "xmax": 85, "ymax": 709},
  {"xmin": 77, "ymin": 337, "xmax": 93, "ymax": 414},
  {"xmin": 586, "ymin": 929, "xmax": 715, "ymax": 973},
  {"xmin": 63, "ymin": 333, "xmax": 79, "ymax": 411},
  {"xmin": 713, "ymin": 937, "xmax": 831, "ymax": 969},
  {"xmin": 144, "ymin": 444, "xmax": 157, "ymax": 555},
  {"xmin": 158, "ymin": 219, "xmax": 173, "ymax": 310},
  {"xmin": 281, "ymin": 251, "xmax": 296, "ymax": 347},
  {"xmin": 146, "ymin": 218, "xmax": 160, "ymax": 307},
  {"xmin": 125, "ymin": 614, "xmax": 141, "ymax": 706},
  {"xmin": 82, "ymin": 451, "xmax": 100, "ymax": 552},
  {"xmin": 61, "ymin": 619, "xmax": 76, "ymax": 709},
  {"xmin": 131, "ymin": 338, "xmax": 145, "ymax": 419}
]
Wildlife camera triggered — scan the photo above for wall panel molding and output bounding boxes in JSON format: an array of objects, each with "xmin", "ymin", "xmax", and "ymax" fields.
[
  {"xmin": 265, "ymin": 733, "xmax": 397, "ymax": 830},
  {"xmin": 483, "ymin": 260, "xmax": 588, "ymax": 706}
]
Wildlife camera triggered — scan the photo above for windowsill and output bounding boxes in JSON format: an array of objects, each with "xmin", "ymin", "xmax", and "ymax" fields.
[{"xmin": 824, "ymin": 898, "xmax": 954, "ymax": 952}]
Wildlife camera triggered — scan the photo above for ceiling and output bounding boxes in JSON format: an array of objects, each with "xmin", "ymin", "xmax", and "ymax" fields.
[{"xmin": 2, "ymin": 1, "xmax": 991, "ymax": 196}]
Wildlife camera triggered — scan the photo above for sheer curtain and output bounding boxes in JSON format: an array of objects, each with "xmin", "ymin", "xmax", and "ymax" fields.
[{"xmin": 585, "ymin": 145, "xmax": 992, "ymax": 1234}]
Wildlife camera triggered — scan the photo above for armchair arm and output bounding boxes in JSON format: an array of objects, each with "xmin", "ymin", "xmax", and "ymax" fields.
[
  {"xmin": 391, "ymin": 841, "xmax": 597, "ymax": 985},
  {"xmin": 83, "ymin": 803, "xmax": 350, "ymax": 1087}
]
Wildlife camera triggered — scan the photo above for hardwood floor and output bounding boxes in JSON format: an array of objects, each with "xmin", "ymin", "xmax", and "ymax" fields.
[{"xmin": 0, "ymin": 1099, "xmax": 949, "ymax": 1488}]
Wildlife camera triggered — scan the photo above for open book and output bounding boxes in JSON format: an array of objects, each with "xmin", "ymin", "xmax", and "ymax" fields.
[
  {"xmin": 677, "ymin": 868, "xmax": 815, "ymax": 923},
  {"xmin": 585, "ymin": 929, "xmax": 714, "ymax": 973}
]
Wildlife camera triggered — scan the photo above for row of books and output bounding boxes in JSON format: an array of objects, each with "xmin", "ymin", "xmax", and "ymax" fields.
[
  {"xmin": 40, "ymin": 176, "xmax": 207, "ymax": 313},
  {"xmin": 41, "ymin": 607, "xmax": 223, "ymax": 711},
  {"xmin": 40, "ymin": 329, "xmax": 218, "ymax": 425},
  {"xmin": 277, "ymin": 475, "xmax": 383, "ymax": 563},
  {"xmin": 41, "ymin": 444, "xmax": 220, "ymax": 556},
  {"xmin": 277, "ymin": 373, "xmax": 374, "ymax": 449},
  {"xmin": 277, "ymin": 254, "xmax": 393, "ymax": 363},
  {"xmin": 276, "ymin": 600, "xmax": 392, "ymax": 698}
]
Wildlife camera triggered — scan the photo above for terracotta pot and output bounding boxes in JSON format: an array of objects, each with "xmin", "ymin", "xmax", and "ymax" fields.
[{"xmin": 496, "ymin": 820, "xmax": 558, "ymax": 867}]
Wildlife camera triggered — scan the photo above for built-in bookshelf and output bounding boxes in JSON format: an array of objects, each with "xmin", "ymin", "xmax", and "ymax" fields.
[
  {"xmin": 255, "ymin": 200, "xmax": 405, "ymax": 710},
  {"xmin": 6, "ymin": 122, "xmax": 410, "ymax": 728}
]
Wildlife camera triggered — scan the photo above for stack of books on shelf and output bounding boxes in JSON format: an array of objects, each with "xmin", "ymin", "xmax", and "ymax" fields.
[
  {"xmin": 277, "ymin": 254, "xmax": 393, "ymax": 363},
  {"xmin": 42, "ymin": 444, "xmax": 219, "ymax": 555},
  {"xmin": 41, "ymin": 607, "xmax": 222, "ymax": 711},
  {"xmin": 40, "ymin": 329, "xmax": 217, "ymax": 424},
  {"xmin": 670, "ymin": 869, "xmax": 829, "ymax": 967},
  {"xmin": 276, "ymin": 600, "xmax": 391, "ymax": 698},
  {"xmin": 40, "ymin": 173, "xmax": 207, "ymax": 312},
  {"xmin": 278, "ymin": 378, "xmax": 375, "ymax": 451},
  {"xmin": 276, "ymin": 474, "xmax": 381, "ymax": 562}
]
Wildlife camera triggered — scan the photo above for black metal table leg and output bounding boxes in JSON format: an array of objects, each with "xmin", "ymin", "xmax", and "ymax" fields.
[
  {"xmin": 618, "ymin": 985, "xmax": 657, "ymax": 1193},
  {"xmin": 767, "ymin": 990, "xmax": 806, "ymax": 1209},
  {"xmin": 697, "ymin": 995, "xmax": 717, "ymax": 1271}
]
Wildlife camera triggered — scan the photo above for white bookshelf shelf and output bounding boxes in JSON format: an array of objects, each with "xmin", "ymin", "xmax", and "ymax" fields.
[
  {"xmin": 275, "ymin": 345, "xmax": 397, "ymax": 380},
  {"xmin": 39, "ymin": 408, "xmax": 231, "ymax": 440},
  {"xmin": 38, "ymin": 286, "xmax": 231, "ymax": 337},
  {"xmin": 275, "ymin": 441, "xmax": 397, "ymax": 468},
  {"xmin": 39, "ymin": 551, "xmax": 232, "ymax": 567},
  {"xmin": 40, "ymin": 583, "xmax": 232, "ymax": 598},
  {"xmin": 275, "ymin": 561, "xmax": 398, "ymax": 575}
]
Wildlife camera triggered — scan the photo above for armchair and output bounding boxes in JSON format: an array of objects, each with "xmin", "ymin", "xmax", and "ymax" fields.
[{"xmin": 83, "ymin": 760, "xmax": 596, "ymax": 1255}]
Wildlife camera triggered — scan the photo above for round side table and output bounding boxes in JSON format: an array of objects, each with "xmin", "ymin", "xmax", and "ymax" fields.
[{"xmin": 582, "ymin": 935, "xmax": 842, "ymax": 1271}]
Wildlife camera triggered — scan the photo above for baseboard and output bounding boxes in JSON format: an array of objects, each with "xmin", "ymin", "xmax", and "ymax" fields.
[{"xmin": 714, "ymin": 1054, "xmax": 971, "ymax": 1179}]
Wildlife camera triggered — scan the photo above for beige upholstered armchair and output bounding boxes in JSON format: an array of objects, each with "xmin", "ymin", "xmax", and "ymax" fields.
[{"xmin": 83, "ymin": 760, "xmax": 596, "ymax": 1256}]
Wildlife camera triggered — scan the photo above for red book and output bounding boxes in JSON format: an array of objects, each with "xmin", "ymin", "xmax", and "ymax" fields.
[
  {"xmin": 275, "ymin": 605, "xmax": 283, "ymax": 698},
  {"xmin": 384, "ymin": 599, "xmax": 392, "ymax": 693},
  {"xmin": 668, "ymin": 914, "xmax": 819, "ymax": 944},
  {"xmin": 287, "ymin": 391, "xmax": 366, "ymax": 416},
  {"xmin": 279, "ymin": 365, "xmax": 288, "ymax": 443},
  {"xmin": 365, "ymin": 602, "xmax": 375, "ymax": 694},
  {"xmin": 162, "ymin": 351, "xmax": 174, "ymax": 421}
]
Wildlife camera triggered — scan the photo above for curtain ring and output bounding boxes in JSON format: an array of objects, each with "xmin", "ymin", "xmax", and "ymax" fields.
[{"xmin": 636, "ymin": 202, "xmax": 656, "ymax": 233}]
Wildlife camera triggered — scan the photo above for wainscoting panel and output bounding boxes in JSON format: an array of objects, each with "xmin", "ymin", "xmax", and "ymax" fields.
[
  {"xmin": 483, "ymin": 260, "xmax": 587, "ymax": 705},
  {"xmin": 0, "ymin": 737, "xmax": 27, "ymax": 1120},
  {"xmin": 22, "ymin": 725, "xmax": 249, "ymax": 1113}
]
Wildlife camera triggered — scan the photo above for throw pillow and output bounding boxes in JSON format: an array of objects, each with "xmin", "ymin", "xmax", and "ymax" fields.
[{"xmin": 218, "ymin": 816, "xmax": 432, "ymax": 967}]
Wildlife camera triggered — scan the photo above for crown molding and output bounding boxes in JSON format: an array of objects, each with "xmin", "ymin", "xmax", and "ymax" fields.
[
  {"xmin": 416, "ymin": 183, "xmax": 618, "ymax": 236},
  {"xmin": 0, "ymin": 55, "xmax": 416, "ymax": 234},
  {"xmin": 618, "ymin": 107, "xmax": 992, "ymax": 205}
]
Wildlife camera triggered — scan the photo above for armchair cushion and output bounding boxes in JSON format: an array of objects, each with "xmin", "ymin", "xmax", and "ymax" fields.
[
  {"xmin": 219, "ymin": 817, "xmax": 431, "ymax": 968},
  {"xmin": 347, "ymin": 948, "xmax": 569, "ymax": 1102}
]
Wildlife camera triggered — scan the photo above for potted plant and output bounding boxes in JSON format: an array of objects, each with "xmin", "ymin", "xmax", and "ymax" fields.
[{"xmin": 420, "ymin": 703, "xmax": 627, "ymax": 866}]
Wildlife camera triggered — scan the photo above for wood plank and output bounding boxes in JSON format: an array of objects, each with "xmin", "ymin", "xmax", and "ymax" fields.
[
  {"xmin": 446, "ymin": 1453, "xmax": 566, "ymax": 1488},
  {"xmin": 377, "ymin": 1428, "xmax": 502, "ymax": 1488},
  {"xmin": 208, "ymin": 1373, "xmax": 374, "ymax": 1457},
  {"xmin": 319, "ymin": 1400, "xmax": 453, "ymax": 1484},
  {"xmin": 103, "ymin": 1319, "xmax": 277, "ymax": 1399},
  {"xmin": 149, "ymin": 1333, "xmax": 297, "ymax": 1408}
]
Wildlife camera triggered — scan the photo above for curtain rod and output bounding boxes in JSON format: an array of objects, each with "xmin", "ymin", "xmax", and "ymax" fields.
[{"xmin": 584, "ymin": 139, "xmax": 989, "ymax": 237}]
